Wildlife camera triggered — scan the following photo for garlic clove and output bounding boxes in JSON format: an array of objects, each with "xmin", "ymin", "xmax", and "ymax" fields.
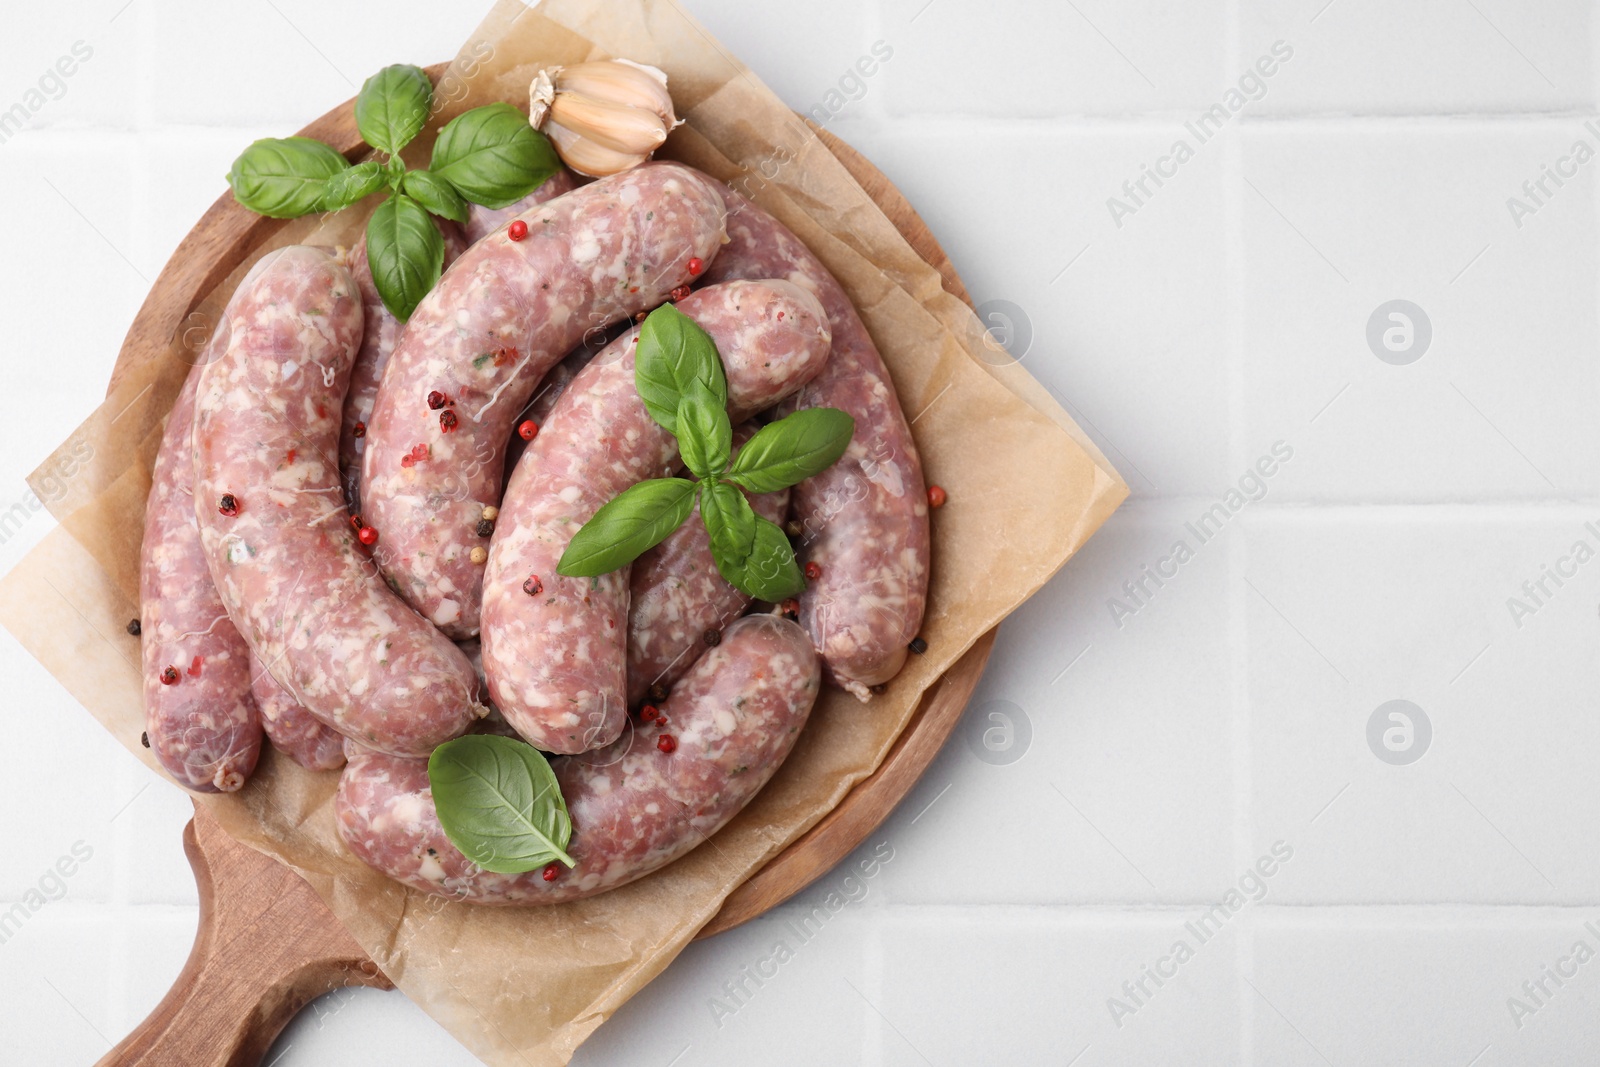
[
  {"xmin": 548, "ymin": 91, "xmax": 668, "ymax": 156},
  {"xmin": 545, "ymin": 121, "xmax": 650, "ymax": 178},
  {"xmin": 555, "ymin": 60, "xmax": 679, "ymax": 128}
]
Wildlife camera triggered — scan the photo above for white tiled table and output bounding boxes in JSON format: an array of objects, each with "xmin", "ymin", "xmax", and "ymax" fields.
[{"xmin": 4, "ymin": 1, "xmax": 1598, "ymax": 1063}]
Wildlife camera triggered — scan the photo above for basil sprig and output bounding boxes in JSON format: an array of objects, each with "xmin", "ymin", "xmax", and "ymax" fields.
[
  {"xmin": 225, "ymin": 63, "xmax": 560, "ymax": 320},
  {"xmin": 428, "ymin": 735, "xmax": 575, "ymax": 875},
  {"xmin": 558, "ymin": 304, "xmax": 854, "ymax": 600}
]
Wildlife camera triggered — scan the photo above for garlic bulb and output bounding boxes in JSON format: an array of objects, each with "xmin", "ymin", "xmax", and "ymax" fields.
[{"xmin": 529, "ymin": 59, "xmax": 682, "ymax": 178}]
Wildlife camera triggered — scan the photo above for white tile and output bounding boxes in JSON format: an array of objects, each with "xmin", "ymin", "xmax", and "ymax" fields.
[
  {"xmin": 1240, "ymin": 123, "xmax": 1600, "ymax": 501},
  {"xmin": 0, "ymin": 3, "xmax": 140, "ymax": 133},
  {"xmin": 878, "ymin": 909, "xmax": 1243, "ymax": 1065},
  {"xmin": 1245, "ymin": 0, "xmax": 1595, "ymax": 115},
  {"xmin": 264, "ymin": 986, "xmax": 479, "ymax": 1066},
  {"xmin": 877, "ymin": 503, "xmax": 1238, "ymax": 904},
  {"xmin": 112, "ymin": 905, "xmax": 196, "ymax": 1038},
  {"xmin": 680, "ymin": 0, "xmax": 874, "ymax": 120},
  {"xmin": 1251, "ymin": 911, "xmax": 1600, "ymax": 1065},
  {"xmin": 0, "ymin": 909, "xmax": 121, "ymax": 1063},
  {"xmin": 821, "ymin": 121, "xmax": 1233, "ymax": 494},
  {"xmin": 879, "ymin": 0, "xmax": 1229, "ymax": 117},
  {"xmin": 1245, "ymin": 510, "xmax": 1600, "ymax": 904}
]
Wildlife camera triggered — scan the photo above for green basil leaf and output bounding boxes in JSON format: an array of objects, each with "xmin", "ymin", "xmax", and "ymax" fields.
[
  {"xmin": 635, "ymin": 304, "xmax": 729, "ymax": 437},
  {"xmin": 355, "ymin": 63, "xmax": 434, "ymax": 157},
  {"xmin": 724, "ymin": 407, "xmax": 856, "ymax": 494},
  {"xmin": 675, "ymin": 379, "xmax": 732, "ymax": 480},
  {"xmin": 367, "ymin": 194, "xmax": 445, "ymax": 322},
  {"xmin": 403, "ymin": 169, "xmax": 471, "ymax": 225},
  {"xmin": 227, "ymin": 137, "xmax": 351, "ymax": 219},
  {"xmin": 428, "ymin": 735, "xmax": 574, "ymax": 874},
  {"xmin": 319, "ymin": 160, "xmax": 387, "ymax": 211},
  {"xmin": 700, "ymin": 479, "xmax": 757, "ymax": 566},
  {"xmin": 713, "ymin": 514, "xmax": 804, "ymax": 602},
  {"xmin": 430, "ymin": 103, "xmax": 561, "ymax": 210},
  {"xmin": 558, "ymin": 478, "xmax": 698, "ymax": 577}
]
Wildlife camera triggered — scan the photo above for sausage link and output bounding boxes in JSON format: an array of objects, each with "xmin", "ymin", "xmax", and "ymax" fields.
[
  {"xmin": 361, "ymin": 163, "xmax": 728, "ymax": 639},
  {"xmin": 626, "ymin": 423, "xmax": 789, "ymax": 706},
  {"xmin": 140, "ymin": 362, "xmax": 262, "ymax": 793},
  {"xmin": 335, "ymin": 614, "xmax": 820, "ymax": 904},
  {"xmin": 249, "ymin": 652, "xmax": 346, "ymax": 771},
  {"xmin": 339, "ymin": 220, "xmax": 469, "ymax": 513},
  {"xmin": 193, "ymin": 245, "xmax": 485, "ymax": 757},
  {"xmin": 462, "ymin": 168, "xmax": 578, "ymax": 244},
  {"xmin": 480, "ymin": 281, "xmax": 831, "ymax": 753},
  {"xmin": 701, "ymin": 187, "xmax": 931, "ymax": 699}
]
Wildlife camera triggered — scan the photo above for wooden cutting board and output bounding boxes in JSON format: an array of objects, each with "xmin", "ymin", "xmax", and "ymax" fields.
[{"xmin": 96, "ymin": 68, "xmax": 994, "ymax": 1067}]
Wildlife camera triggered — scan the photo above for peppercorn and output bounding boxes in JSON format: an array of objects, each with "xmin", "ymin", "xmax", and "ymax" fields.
[
  {"xmin": 669, "ymin": 284, "xmax": 691, "ymax": 302},
  {"xmin": 784, "ymin": 519, "xmax": 804, "ymax": 540},
  {"xmin": 804, "ymin": 561, "xmax": 822, "ymax": 580},
  {"xmin": 217, "ymin": 493, "xmax": 239, "ymax": 517},
  {"xmin": 928, "ymin": 485, "xmax": 947, "ymax": 509},
  {"xmin": 358, "ymin": 526, "xmax": 379, "ymax": 546},
  {"xmin": 140, "ymin": 731, "xmax": 150, "ymax": 748},
  {"xmin": 476, "ymin": 519, "xmax": 495, "ymax": 537},
  {"xmin": 779, "ymin": 598, "xmax": 799, "ymax": 622},
  {"xmin": 439, "ymin": 409, "xmax": 459, "ymax": 434},
  {"xmin": 648, "ymin": 682, "xmax": 670, "ymax": 703},
  {"xmin": 657, "ymin": 734, "xmax": 677, "ymax": 753},
  {"xmin": 541, "ymin": 862, "xmax": 559, "ymax": 881},
  {"xmin": 509, "ymin": 220, "xmax": 529, "ymax": 242},
  {"xmin": 427, "ymin": 390, "xmax": 448, "ymax": 410},
  {"xmin": 687, "ymin": 256, "xmax": 704, "ymax": 276},
  {"xmin": 352, "ymin": 421, "xmax": 366, "ymax": 438},
  {"xmin": 640, "ymin": 705, "xmax": 659, "ymax": 722},
  {"xmin": 470, "ymin": 547, "xmax": 488, "ymax": 565},
  {"xmin": 126, "ymin": 618, "xmax": 141, "ymax": 637},
  {"xmin": 703, "ymin": 627, "xmax": 721, "ymax": 647},
  {"xmin": 160, "ymin": 666, "xmax": 180, "ymax": 686},
  {"xmin": 518, "ymin": 420, "xmax": 539, "ymax": 441},
  {"xmin": 482, "ymin": 506, "xmax": 499, "ymax": 522},
  {"xmin": 523, "ymin": 575, "xmax": 544, "ymax": 596},
  {"xmin": 909, "ymin": 636, "xmax": 928, "ymax": 655}
]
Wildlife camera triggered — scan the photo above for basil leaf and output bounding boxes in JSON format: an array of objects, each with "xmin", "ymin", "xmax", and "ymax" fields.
[
  {"xmin": 355, "ymin": 63, "xmax": 434, "ymax": 157},
  {"xmin": 724, "ymin": 408, "xmax": 856, "ymax": 494},
  {"xmin": 367, "ymin": 194, "xmax": 445, "ymax": 322},
  {"xmin": 635, "ymin": 304, "xmax": 728, "ymax": 437},
  {"xmin": 700, "ymin": 479, "xmax": 757, "ymax": 566},
  {"xmin": 319, "ymin": 160, "xmax": 387, "ymax": 211},
  {"xmin": 430, "ymin": 103, "xmax": 561, "ymax": 210},
  {"xmin": 403, "ymin": 169, "xmax": 470, "ymax": 225},
  {"xmin": 558, "ymin": 478, "xmax": 698, "ymax": 577},
  {"xmin": 227, "ymin": 137, "xmax": 351, "ymax": 219},
  {"xmin": 428, "ymin": 735, "xmax": 574, "ymax": 874},
  {"xmin": 676, "ymin": 379, "xmax": 732, "ymax": 480},
  {"xmin": 713, "ymin": 514, "xmax": 804, "ymax": 601}
]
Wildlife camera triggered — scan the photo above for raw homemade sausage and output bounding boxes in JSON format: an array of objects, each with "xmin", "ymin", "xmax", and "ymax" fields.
[
  {"xmin": 480, "ymin": 280, "xmax": 831, "ymax": 754},
  {"xmin": 250, "ymin": 653, "xmax": 346, "ymax": 771},
  {"xmin": 192, "ymin": 245, "xmax": 485, "ymax": 757},
  {"xmin": 361, "ymin": 162, "xmax": 728, "ymax": 639},
  {"xmin": 462, "ymin": 168, "xmax": 578, "ymax": 244},
  {"xmin": 339, "ymin": 220, "xmax": 468, "ymax": 512},
  {"xmin": 140, "ymin": 362, "xmax": 262, "ymax": 793},
  {"xmin": 701, "ymin": 187, "xmax": 931, "ymax": 699},
  {"xmin": 626, "ymin": 423, "xmax": 789, "ymax": 706},
  {"xmin": 335, "ymin": 614, "xmax": 820, "ymax": 904}
]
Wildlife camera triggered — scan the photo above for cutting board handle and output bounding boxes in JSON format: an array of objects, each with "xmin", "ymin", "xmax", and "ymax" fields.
[{"xmin": 97, "ymin": 804, "xmax": 390, "ymax": 1067}]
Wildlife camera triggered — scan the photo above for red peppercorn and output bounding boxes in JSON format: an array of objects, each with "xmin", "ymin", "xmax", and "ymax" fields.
[
  {"xmin": 508, "ymin": 220, "xmax": 529, "ymax": 241},
  {"xmin": 640, "ymin": 704, "xmax": 659, "ymax": 722},
  {"xmin": 350, "ymin": 514, "xmax": 363, "ymax": 531},
  {"xmin": 352, "ymin": 421, "xmax": 366, "ymax": 438},
  {"xmin": 439, "ymin": 409, "xmax": 459, "ymax": 434},
  {"xmin": 686, "ymin": 256, "xmax": 704, "ymax": 276},
  {"xmin": 217, "ymin": 493, "xmax": 239, "ymax": 517},
  {"xmin": 669, "ymin": 284, "xmax": 691, "ymax": 302},
  {"xmin": 518, "ymin": 420, "xmax": 539, "ymax": 441},
  {"xmin": 657, "ymin": 734, "xmax": 677, "ymax": 753},
  {"xmin": 541, "ymin": 862, "xmax": 560, "ymax": 882},
  {"xmin": 654, "ymin": 713, "xmax": 668, "ymax": 727},
  {"xmin": 159, "ymin": 666, "xmax": 180, "ymax": 686},
  {"xmin": 804, "ymin": 561, "xmax": 823, "ymax": 580},
  {"xmin": 427, "ymin": 390, "xmax": 448, "ymax": 410},
  {"xmin": 523, "ymin": 575, "xmax": 544, "ymax": 596},
  {"xmin": 779, "ymin": 598, "xmax": 800, "ymax": 622},
  {"xmin": 928, "ymin": 485, "xmax": 947, "ymax": 509},
  {"xmin": 358, "ymin": 526, "xmax": 379, "ymax": 546}
]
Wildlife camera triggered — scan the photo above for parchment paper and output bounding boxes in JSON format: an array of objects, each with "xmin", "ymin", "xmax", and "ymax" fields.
[{"xmin": 0, "ymin": 1, "xmax": 1127, "ymax": 1063}]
